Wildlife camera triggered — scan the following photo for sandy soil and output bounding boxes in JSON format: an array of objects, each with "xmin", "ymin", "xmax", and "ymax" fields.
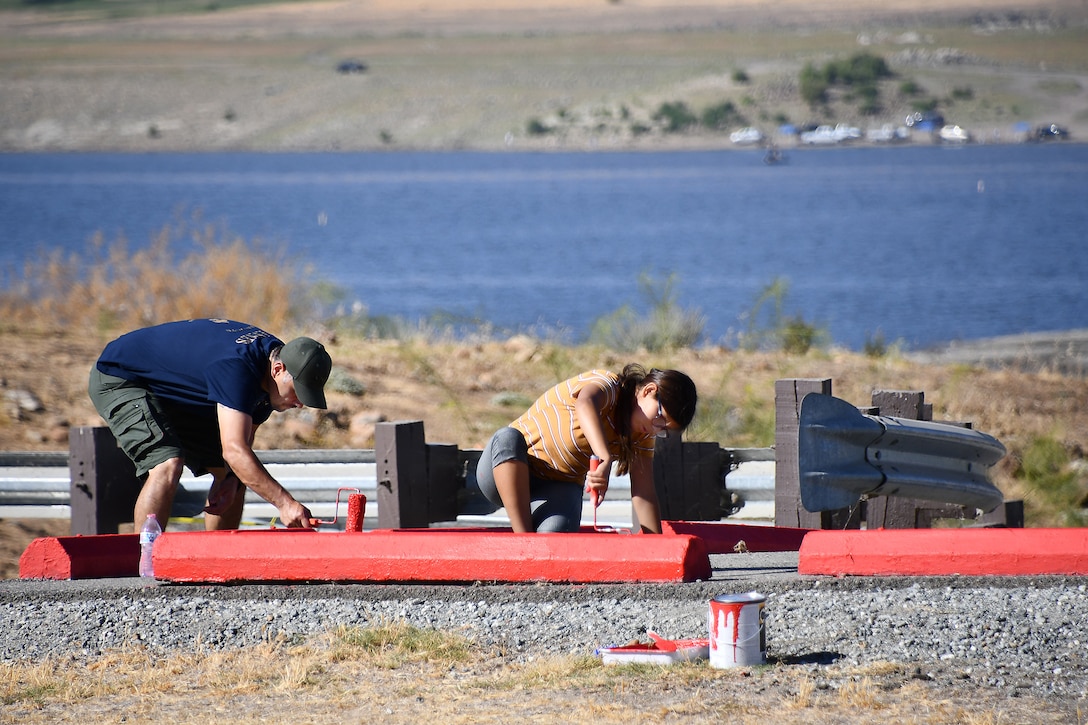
[{"xmin": 7, "ymin": 0, "xmax": 1087, "ymax": 36}]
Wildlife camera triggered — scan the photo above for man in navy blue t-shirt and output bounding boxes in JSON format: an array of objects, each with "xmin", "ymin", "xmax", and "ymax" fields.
[{"xmin": 89, "ymin": 319, "xmax": 333, "ymax": 531}]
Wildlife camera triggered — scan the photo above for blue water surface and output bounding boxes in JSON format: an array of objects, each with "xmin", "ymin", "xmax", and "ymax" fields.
[{"xmin": 1, "ymin": 144, "xmax": 1085, "ymax": 350}]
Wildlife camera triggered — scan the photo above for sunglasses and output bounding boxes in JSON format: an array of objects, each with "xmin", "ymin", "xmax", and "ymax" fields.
[{"xmin": 653, "ymin": 399, "xmax": 672, "ymax": 439}]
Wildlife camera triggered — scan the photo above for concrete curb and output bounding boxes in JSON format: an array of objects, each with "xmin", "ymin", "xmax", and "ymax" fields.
[{"xmin": 798, "ymin": 527, "xmax": 1088, "ymax": 576}]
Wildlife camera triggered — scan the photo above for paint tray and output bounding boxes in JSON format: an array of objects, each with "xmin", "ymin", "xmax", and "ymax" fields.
[{"xmin": 597, "ymin": 638, "xmax": 709, "ymax": 665}]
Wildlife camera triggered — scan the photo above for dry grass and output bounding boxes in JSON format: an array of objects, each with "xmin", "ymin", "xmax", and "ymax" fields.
[
  {"xmin": 1, "ymin": 625, "xmax": 1081, "ymax": 724},
  {"xmin": 0, "ymin": 218, "xmax": 305, "ymax": 337}
]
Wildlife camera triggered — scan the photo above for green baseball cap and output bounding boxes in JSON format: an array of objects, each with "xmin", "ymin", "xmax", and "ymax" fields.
[{"xmin": 281, "ymin": 337, "xmax": 332, "ymax": 409}]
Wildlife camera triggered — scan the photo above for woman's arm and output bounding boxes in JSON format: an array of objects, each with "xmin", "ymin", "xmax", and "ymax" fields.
[
  {"xmin": 628, "ymin": 452, "xmax": 662, "ymax": 534},
  {"xmin": 574, "ymin": 381, "xmax": 613, "ymax": 499}
]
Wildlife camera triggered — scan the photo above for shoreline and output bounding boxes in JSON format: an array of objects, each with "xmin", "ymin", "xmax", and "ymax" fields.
[{"xmin": 905, "ymin": 328, "xmax": 1088, "ymax": 376}]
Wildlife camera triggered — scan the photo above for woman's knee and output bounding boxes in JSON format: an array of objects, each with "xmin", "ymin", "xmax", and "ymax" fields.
[{"xmin": 476, "ymin": 427, "xmax": 527, "ymax": 503}]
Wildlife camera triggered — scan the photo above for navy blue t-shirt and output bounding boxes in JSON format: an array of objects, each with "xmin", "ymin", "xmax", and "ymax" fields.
[{"xmin": 96, "ymin": 319, "xmax": 281, "ymax": 425}]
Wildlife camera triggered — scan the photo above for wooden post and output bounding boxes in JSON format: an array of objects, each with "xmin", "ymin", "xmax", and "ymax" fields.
[
  {"xmin": 866, "ymin": 390, "xmax": 987, "ymax": 529},
  {"xmin": 775, "ymin": 378, "xmax": 859, "ymax": 530},
  {"xmin": 375, "ymin": 420, "xmax": 429, "ymax": 529},
  {"xmin": 68, "ymin": 426, "xmax": 142, "ymax": 535},
  {"xmin": 651, "ymin": 437, "xmax": 724, "ymax": 524},
  {"xmin": 980, "ymin": 500, "xmax": 1024, "ymax": 528},
  {"xmin": 426, "ymin": 442, "xmax": 460, "ymax": 524}
]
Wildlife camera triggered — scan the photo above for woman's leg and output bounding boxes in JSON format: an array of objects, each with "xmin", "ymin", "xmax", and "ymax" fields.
[
  {"xmin": 531, "ymin": 480, "xmax": 584, "ymax": 533},
  {"xmin": 477, "ymin": 427, "xmax": 534, "ymax": 533},
  {"xmin": 493, "ymin": 460, "xmax": 534, "ymax": 533}
]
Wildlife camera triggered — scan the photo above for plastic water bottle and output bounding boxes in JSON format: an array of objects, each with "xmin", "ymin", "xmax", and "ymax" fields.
[{"xmin": 138, "ymin": 513, "xmax": 162, "ymax": 578}]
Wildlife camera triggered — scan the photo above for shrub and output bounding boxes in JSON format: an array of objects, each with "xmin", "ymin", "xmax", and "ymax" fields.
[
  {"xmin": 899, "ymin": 79, "xmax": 922, "ymax": 96},
  {"xmin": 701, "ymin": 101, "xmax": 744, "ymax": 131},
  {"xmin": 738, "ymin": 277, "xmax": 826, "ymax": 353},
  {"xmin": 526, "ymin": 118, "xmax": 551, "ymax": 136},
  {"xmin": 799, "ymin": 63, "xmax": 828, "ymax": 107},
  {"xmin": 1016, "ymin": 436, "xmax": 1088, "ymax": 526},
  {"xmin": 800, "ymin": 53, "xmax": 892, "ymax": 112},
  {"xmin": 652, "ymin": 101, "xmax": 698, "ymax": 133},
  {"xmin": 589, "ymin": 271, "xmax": 704, "ymax": 352}
]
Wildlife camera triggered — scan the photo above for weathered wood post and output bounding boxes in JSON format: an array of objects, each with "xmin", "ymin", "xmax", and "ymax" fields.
[
  {"xmin": 68, "ymin": 426, "xmax": 141, "ymax": 535},
  {"xmin": 774, "ymin": 378, "xmax": 860, "ymax": 530},
  {"xmin": 651, "ymin": 436, "xmax": 724, "ymax": 525},
  {"xmin": 865, "ymin": 390, "xmax": 949, "ymax": 529},
  {"xmin": 375, "ymin": 420, "xmax": 428, "ymax": 529},
  {"xmin": 374, "ymin": 420, "xmax": 463, "ymax": 528}
]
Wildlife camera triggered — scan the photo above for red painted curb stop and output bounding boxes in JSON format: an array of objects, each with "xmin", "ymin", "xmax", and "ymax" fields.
[
  {"xmin": 153, "ymin": 529, "xmax": 713, "ymax": 584},
  {"xmin": 20, "ymin": 534, "xmax": 139, "ymax": 580},
  {"xmin": 661, "ymin": 521, "xmax": 810, "ymax": 554},
  {"xmin": 798, "ymin": 528, "xmax": 1088, "ymax": 576}
]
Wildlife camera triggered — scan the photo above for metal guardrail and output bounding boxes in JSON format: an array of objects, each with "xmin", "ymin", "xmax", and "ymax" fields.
[
  {"xmin": 0, "ymin": 448, "xmax": 777, "ymax": 520},
  {"xmin": 798, "ymin": 393, "xmax": 1006, "ymax": 513}
]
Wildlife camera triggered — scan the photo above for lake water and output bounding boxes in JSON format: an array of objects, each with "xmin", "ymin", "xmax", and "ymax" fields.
[{"xmin": 1, "ymin": 144, "xmax": 1085, "ymax": 350}]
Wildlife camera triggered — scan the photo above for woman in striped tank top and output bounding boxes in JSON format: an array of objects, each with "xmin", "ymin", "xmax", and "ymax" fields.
[{"xmin": 476, "ymin": 364, "xmax": 697, "ymax": 533}]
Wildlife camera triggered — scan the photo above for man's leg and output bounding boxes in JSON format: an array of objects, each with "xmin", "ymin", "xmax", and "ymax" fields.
[
  {"xmin": 203, "ymin": 470, "xmax": 245, "ymax": 530},
  {"xmin": 134, "ymin": 456, "xmax": 184, "ymax": 529},
  {"xmin": 89, "ymin": 368, "xmax": 187, "ymax": 531}
]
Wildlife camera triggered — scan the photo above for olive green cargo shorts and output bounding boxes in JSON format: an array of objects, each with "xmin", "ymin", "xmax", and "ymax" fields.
[{"xmin": 88, "ymin": 367, "xmax": 223, "ymax": 479}]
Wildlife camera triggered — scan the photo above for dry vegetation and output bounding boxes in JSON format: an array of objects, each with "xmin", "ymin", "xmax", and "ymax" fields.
[{"xmin": 0, "ymin": 622, "xmax": 1080, "ymax": 724}]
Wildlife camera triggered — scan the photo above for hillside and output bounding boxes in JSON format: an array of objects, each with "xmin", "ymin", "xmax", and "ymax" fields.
[{"xmin": 1, "ymin": 0, "xmax": 1087, "ymax": 152}]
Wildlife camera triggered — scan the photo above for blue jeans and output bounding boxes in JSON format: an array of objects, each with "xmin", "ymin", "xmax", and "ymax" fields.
[{"xmin": 476, "ymin": 427, "xmax": 583, "ymax": 533}]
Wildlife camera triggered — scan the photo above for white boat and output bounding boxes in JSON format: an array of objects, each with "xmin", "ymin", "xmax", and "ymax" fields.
[
  {"xmin": 866, "ymin": 125, "xmax": 896, "ymax": 142},
  {"xmin": 729, "ymin": 127, "xmax": 763, "ymax": 145},
  {"xmin": 939, "ymin": 124, "xmax": 971, "ymax": 143},
  {"xmin": 833, "ymin": 123, "xmax": 861, "ymax": 141},
  {"xmin": 800, "ymin": 125, "xmax": 839, "ymax": 144}
]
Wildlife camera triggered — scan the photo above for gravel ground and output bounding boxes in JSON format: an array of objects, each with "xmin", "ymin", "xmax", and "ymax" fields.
[{"xmin": 3, "ymin": 555, "xmax": 1087, "ymax": 708}]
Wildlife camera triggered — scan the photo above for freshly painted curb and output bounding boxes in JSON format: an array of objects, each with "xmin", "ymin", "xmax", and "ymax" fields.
[
  {"xmin": 20, "ymin": 534, "xmax": 139, "ymax": 580},
  {"xmin": 798, "ymin": 528, "xmax": 1088, "ymax": 576},
  {"xmin": 152, "ymin": 529, "xmax": 713, "ymax": 584},
  {"xmin": 661, "ymin": 521, "xmax": 810, "ymax": 554}
]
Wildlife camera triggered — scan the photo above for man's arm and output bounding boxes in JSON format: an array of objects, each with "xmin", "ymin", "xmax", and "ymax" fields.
[{"xmin": 217, "ymin": 404, "xmax": 315, "ymax": 528}]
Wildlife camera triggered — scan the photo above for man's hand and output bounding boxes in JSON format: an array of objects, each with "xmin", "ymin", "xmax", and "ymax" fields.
[{"xmin": 278, "ymin": 499, "xmax": 317, "ymax": 528}]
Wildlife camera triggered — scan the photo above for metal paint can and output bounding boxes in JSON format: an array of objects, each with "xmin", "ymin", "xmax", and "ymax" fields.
[{"xmin": 708, "ymin": 591, "xmax": 766, "ymax": 668}]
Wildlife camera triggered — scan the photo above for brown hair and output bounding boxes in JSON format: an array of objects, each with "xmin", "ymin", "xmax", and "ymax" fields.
[{"xmin": 613, "ymin": 364, "xmax": 698, "ymax": 474}]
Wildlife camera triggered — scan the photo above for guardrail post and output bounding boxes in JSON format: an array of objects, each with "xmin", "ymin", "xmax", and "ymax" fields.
[
  {"xmin": 864, "ymin": 390, "xmax": 1022, "ymax": 528},
  {"xmin": 652, "ymin": 436, "xmax": 724, "ymax": 523},
  {"xmin": 775, "ymin": 378, "xmax": 860, "ymax": 530},
  {"xmin": 375, "ymin": 420, "xmax": 465, "ymax": 528},
  {"xmin": 426, "ymin": 442, "xmax": 460, "ymax": 524},
  {"xmin": 864, "ymin": 390, "xmax": 958, "ymax": 529},
  {"xmin": 375, "ymin": 420, "xmax": 428, "ymax": 529},
  {"xmin": 68, "ymin": 426, "xmax": 141, "ymax": 535}
]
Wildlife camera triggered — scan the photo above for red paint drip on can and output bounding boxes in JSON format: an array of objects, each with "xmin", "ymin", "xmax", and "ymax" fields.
[
  {"xmin": 708, "ymin": 591, "xmax": 766, "ymax": 668},
  {"xmin": 346, "ymin": 493, "xmax": 367, "ymax": 532}
]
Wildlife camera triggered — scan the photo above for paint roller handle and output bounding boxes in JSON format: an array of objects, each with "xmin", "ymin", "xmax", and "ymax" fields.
[{"xmin": 587, "ymin": 455, "xmax": 601, "ymax": 508}]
